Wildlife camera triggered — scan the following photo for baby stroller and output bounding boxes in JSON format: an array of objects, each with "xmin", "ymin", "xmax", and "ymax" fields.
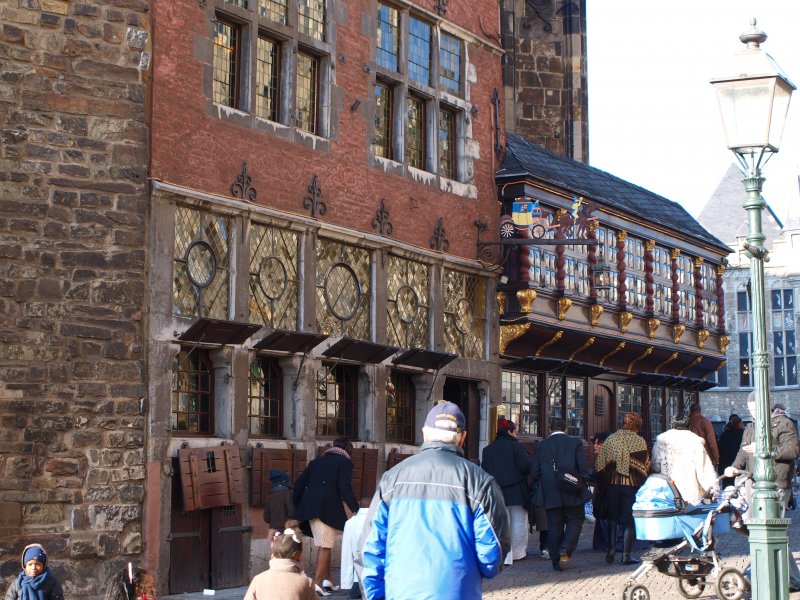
[{"xmin": 621, "ymin": 473, "xmax": 750, "ymax": 600}]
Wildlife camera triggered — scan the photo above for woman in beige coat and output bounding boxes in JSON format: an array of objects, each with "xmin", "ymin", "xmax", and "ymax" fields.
[{"xmin": 244, "ymin": 520, "xmax": 316, "ymax": 600}]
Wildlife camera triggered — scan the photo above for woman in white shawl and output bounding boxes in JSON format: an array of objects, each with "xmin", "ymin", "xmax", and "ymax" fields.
[{"xmin": 651, "ymin": 415, "xmax": 717, "ymax": 504}]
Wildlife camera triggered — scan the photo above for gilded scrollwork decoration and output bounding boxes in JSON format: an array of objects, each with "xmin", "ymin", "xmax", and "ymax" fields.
[
  {"xmin": 589, "ymin": 303, "xmax": 603, "ymax": 326},
  {"xmin": 673, "ymin": 323, "xmax": 686, "ymax": 344},
  {"xmin": 516, "ymin": 288, "xmax": 537, "ymax": 313},
  {"xmin": 619, "ymin": 311, "xmax": 633, "ymax": 334},
  {"xmin": 556, "ymin": 297, "xmax": 572, "ymax": 320},
  {"xmin": 499, "ymin": 323, "xmax": 531, "ymax": 355}
]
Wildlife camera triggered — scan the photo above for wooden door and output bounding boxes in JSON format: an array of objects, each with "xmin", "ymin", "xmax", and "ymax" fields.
[
  {"xmin": 586, "ymin": 383, "xmax": 615, "ymax": 441},
  {"xmin": 210, "ymin": 504, "xmax": 247, "ymax": 589},
  {"xmin": 169, "ymin": 458, "xmax": 210, "ymax": 594},
  {"xmin": 443, "ymin": 378, "xmax": 480, "ymax": 461}
]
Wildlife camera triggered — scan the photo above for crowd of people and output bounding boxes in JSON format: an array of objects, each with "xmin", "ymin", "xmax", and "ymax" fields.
[{"xmin": 9, "ymin": 398, "xmax": 799, "ymax": 600}]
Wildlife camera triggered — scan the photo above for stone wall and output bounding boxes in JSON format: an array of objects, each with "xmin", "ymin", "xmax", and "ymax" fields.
[
  {"xmin": 0, "ymin": 0, "xmax": 150, "ymax": 597},
  {"xmin": 500, "ymin": 0, "xmax": 588, "ymax": 161}
]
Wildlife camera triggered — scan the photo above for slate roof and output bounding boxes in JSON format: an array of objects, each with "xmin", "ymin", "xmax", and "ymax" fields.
[
  {"xmin": 498, "ymin": 133, "xmax": 731, "ymax": 253},
  {"xmin": 697, "ymin": 163, "xmax": 783, "ymax": 248}
]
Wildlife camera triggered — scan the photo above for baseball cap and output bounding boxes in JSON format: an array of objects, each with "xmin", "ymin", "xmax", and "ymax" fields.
[{"xmin": 425, "ymin": 400, "xmax": 466, "ymax": 433}]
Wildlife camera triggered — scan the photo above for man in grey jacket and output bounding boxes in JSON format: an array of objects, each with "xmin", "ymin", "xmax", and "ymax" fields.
[{"xmin": 726, "ymin": 397, "xmax": 800, "ymax": 589}]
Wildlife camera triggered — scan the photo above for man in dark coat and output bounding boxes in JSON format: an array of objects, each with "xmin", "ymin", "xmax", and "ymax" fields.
[
  {"xmin": 481, "ymin": 418, "xmax": 531, "ymax": 564},
  {"xmin": 530, "ymin": 417, "xmax": 591, "ymax": 571},
  {"xmin": 717, "ymin": 414, "xmax": 744, "ymax": 486},
  {"xmin": 294, "ymin": 437, "xmax": 359, "ymax": 596}
]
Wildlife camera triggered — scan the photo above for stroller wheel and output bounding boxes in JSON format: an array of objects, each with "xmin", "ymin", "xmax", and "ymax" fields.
[
  {"xmin": 676, "ymin": 577, "xmax": 706, "ymax": 598},
  {"xmin": 714, "ymin": 567, "xmax": 747, "ymax": 600},
  {"xmin": 623, "ymin": 585, "xmax": 650, "ymax": 600}
]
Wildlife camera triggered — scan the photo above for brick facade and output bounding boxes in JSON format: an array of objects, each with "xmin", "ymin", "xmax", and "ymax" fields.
[{"xmin": 0, "ymin": 0, "xmax": 151, "ymax": 596}]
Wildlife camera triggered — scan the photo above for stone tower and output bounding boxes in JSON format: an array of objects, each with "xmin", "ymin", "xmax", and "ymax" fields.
[
  {"xmin": 499, "ymin": 0, "xmax": 588, "ymax": 162},
  {"xmin": 0, "ymin": 0, "xmax": 151, "ymax": 595}
]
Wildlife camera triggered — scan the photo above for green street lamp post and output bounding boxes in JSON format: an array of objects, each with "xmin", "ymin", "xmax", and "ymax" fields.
[{"xmin": 711, "ymin": 19, "xmax": 796, "ymax": 600}]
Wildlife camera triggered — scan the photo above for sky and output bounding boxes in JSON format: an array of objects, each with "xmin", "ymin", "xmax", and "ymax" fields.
[{"xmin": 586, "ymin": 1, "xmax": 800, "ymax": 223}]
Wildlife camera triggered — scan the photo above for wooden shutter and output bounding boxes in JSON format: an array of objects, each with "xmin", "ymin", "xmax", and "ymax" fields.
[
  {"xmin": 250, "ymin": 447, "xmax": 308, "ymax": 507},
  {"xmin": 351, "ymin": 447, "xmax": 378, "ymax": 500},
  {"xmin": 178, "ymin": 446, "xmax": 244, "ymax": 511},
  {"xmin": 386, "ymin": 449, "xmax": 414, "ymax": 470},
  {"xmin": 316, "ymin": 445, "xmax": 379, "ymax": 500}
]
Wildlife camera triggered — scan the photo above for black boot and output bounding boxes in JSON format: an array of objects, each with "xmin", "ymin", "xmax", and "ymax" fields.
[
  {"xmin": 605, "ymin": 523, "xmax": 617, "ymax": 564},
  {"xmin": 621, "ymin": 528, "xmax": 640, "ymax": 565}
]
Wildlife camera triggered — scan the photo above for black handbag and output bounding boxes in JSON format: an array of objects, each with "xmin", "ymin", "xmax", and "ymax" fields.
[{"xmin": 553, "ymin": 459, "xmax": 583, "ymax": 493}]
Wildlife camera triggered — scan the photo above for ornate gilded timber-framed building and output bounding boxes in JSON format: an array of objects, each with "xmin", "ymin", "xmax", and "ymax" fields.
[{"xmin": 493, "ymin": 134, "xmax": 733, "ymax": 446}]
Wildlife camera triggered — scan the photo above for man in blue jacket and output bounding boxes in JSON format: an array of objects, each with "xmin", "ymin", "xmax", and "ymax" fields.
[{"xmin": 359, "ymin": 401, "xmax": 510, "ymax": 600}]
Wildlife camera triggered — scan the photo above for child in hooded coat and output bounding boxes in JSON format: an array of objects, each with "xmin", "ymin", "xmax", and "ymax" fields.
[{"xmin": 4, "ymin": 544, "xmax": 64, "ymax": 600}]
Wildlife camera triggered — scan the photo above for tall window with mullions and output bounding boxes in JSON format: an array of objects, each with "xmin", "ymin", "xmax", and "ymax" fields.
[
  {"xmin": 386, "ymin": 371, "xmax": 415, "ymax": 443},
  {"xmin": 772, "ymin": 289, "xmax": 797, "ymax": 387},
  {"xmin": 617, "ymin": 385, "xmax": 642, "ymax": 428},
  {"xmin": 316, "ymin": 363, "xmax": 358, "ymax": 437},
  {"xmin": 738, "ymin": 290, "xmax": 753, "ymax": 387},
  {"xmin": 172, "ymin": 350, "xmax": 214, "ymax": 434},
  {"xmin": 248, "ymin": 358, "xmax": 283, "ymax": 437},
  {"xmin": 376, "ymin": 2, "xmax": 399, "ymax": 71},
  {"xmin": 213, "ymin": 18, "xmax": 239, "ymax": 108},
  {"xmin": 566, "ymin": 378, "xmax": 585, "ymax": 438},
  {"xmin": 373, "ymin": 83, "xmax": 393, "ymax": 159},
  {"xmin": 500, "ymin": 371, "xmax": 538, "ymax": 436}
]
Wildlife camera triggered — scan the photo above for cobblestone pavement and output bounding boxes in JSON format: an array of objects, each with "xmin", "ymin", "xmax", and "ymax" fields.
[{"xmin": 167, "ymin": 512, "xmax": 800, "ymax": 600}]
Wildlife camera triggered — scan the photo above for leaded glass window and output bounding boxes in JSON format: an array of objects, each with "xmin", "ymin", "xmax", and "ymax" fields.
[
  {"xmin": 500, "ymin": 371, "xmax": 537, "ymax": 436},
  {"xmin": 172, "ymin": 350, "xmax": 213, "ymax": 433},
  {"xmin": 707, "ymin": 363, "xmax": 729, "ymax": 388},
  {"xmin": 256, "ymin": 36, "xmax": 280, "ymax": 122},
  {"xmin": 376, "ymin": 3, "xmax": 399, "ymax": 71},
  {"xmin": 617, "ymin": 385, "xmax": 642, "ymax": 428},
  {"xmin": 173, "ymin": 206, "xmax": 230, "ymax": 319},
  {"xmin": 316, "ymin": 363, "xmax": 358, "ymax": 437},
  {"xmin": 213, "ymin": 18, "xmax": 239, "ymax": 107},
  {"xmin": 667, "ymin": 388, "xmax": 682, "ymax": 422},
  {"xmin": 566, "ymin": 378, "xmax": 584, "ymax": 438},
  {"xmin": 386, "ymin": 370, "xmax": 414, "ymax": 443},
  {"xmin": 701, "ymin": 263, "xmax": 718, "ymax": 329},
  {"xmin": 226, "ymin": 0, "xmax": 248, "ymax": 7},
  {"xmin": 249, "ymin": 358, "xmax": 282, "ymax": 437},
  {"xmin": 439, "ymin": 32, "xmax": 461, "ymax": 95},
  {"xmin": 296, "ymin": 52, "xmax": 318, "ymax": 134},
  {"xmin": 249, "ymin": 224, "xmax": 299, "ymax": 330},
  {"xmin": 298, "ymin": 0, "xmax": 325, "ymax": 41},
  {"xmin": 408, "ymin": 17, "xmax": 431, "ymax": 85},
  {"xmin": 316, "ymin": 239, "xmax": 371, "ymax": 339},
  {"xmin": 650, "ymin": 389, "xmax": 665, "ymax": 438},
  {"xmin": 406, "ymin": 94, "xmax": 425, "ymax": 169},
  {"xmin": 547, "ymin": 375, "xmax": 563, "ymax": 421},
  {"xmin": 443, "ymin": 269, "xmax": 486, "ymax": 359},
  {"xmin": 373, "ymin": 83, "xmax": 393, "ymax": 159},
  {"xmin": 260, "ymin": 0, "xmax": 287, "ymax": 24},
  {"xmin": 387, "ymin": 255, "xmax": 429, "ymax": 349},
  {"xmin": 438, "ymin": 107, "xmax": 455, "ymax": 179},
  {"xmin": 772, "ymin": 289, "xmax": 797, "ymax": 387}
]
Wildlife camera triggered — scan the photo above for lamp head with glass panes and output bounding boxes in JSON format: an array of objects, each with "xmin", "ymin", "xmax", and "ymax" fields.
[{"xmin": 710, "ymin": 19, "xmax": 795, "ymax": 170}]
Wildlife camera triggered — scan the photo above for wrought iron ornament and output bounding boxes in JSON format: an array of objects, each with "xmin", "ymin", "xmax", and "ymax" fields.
[
  {"xmin": 522, "ymin": 0, "xmax": 553, "ymax": 31},
  {"xmin": 433, "ymin": 0, "xmax": 448, "ymax": 17},
  {"xmin": 372, "ymin": 198, "xmax": 393, "ymax": 236},
  {"xmin": 492, "ymin": 88, "xmax": 502, "ymax": 156},
  {"xmin": 231, "ymin": 161, "xmax": 257, "ymax": 202},
  {"xmin": 303, "ymin": 175, "xmax": 326, "ymax": 219},
  {"xmin": 430, "ymin": 218, "xmax": 449, "ymax": 251}
]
